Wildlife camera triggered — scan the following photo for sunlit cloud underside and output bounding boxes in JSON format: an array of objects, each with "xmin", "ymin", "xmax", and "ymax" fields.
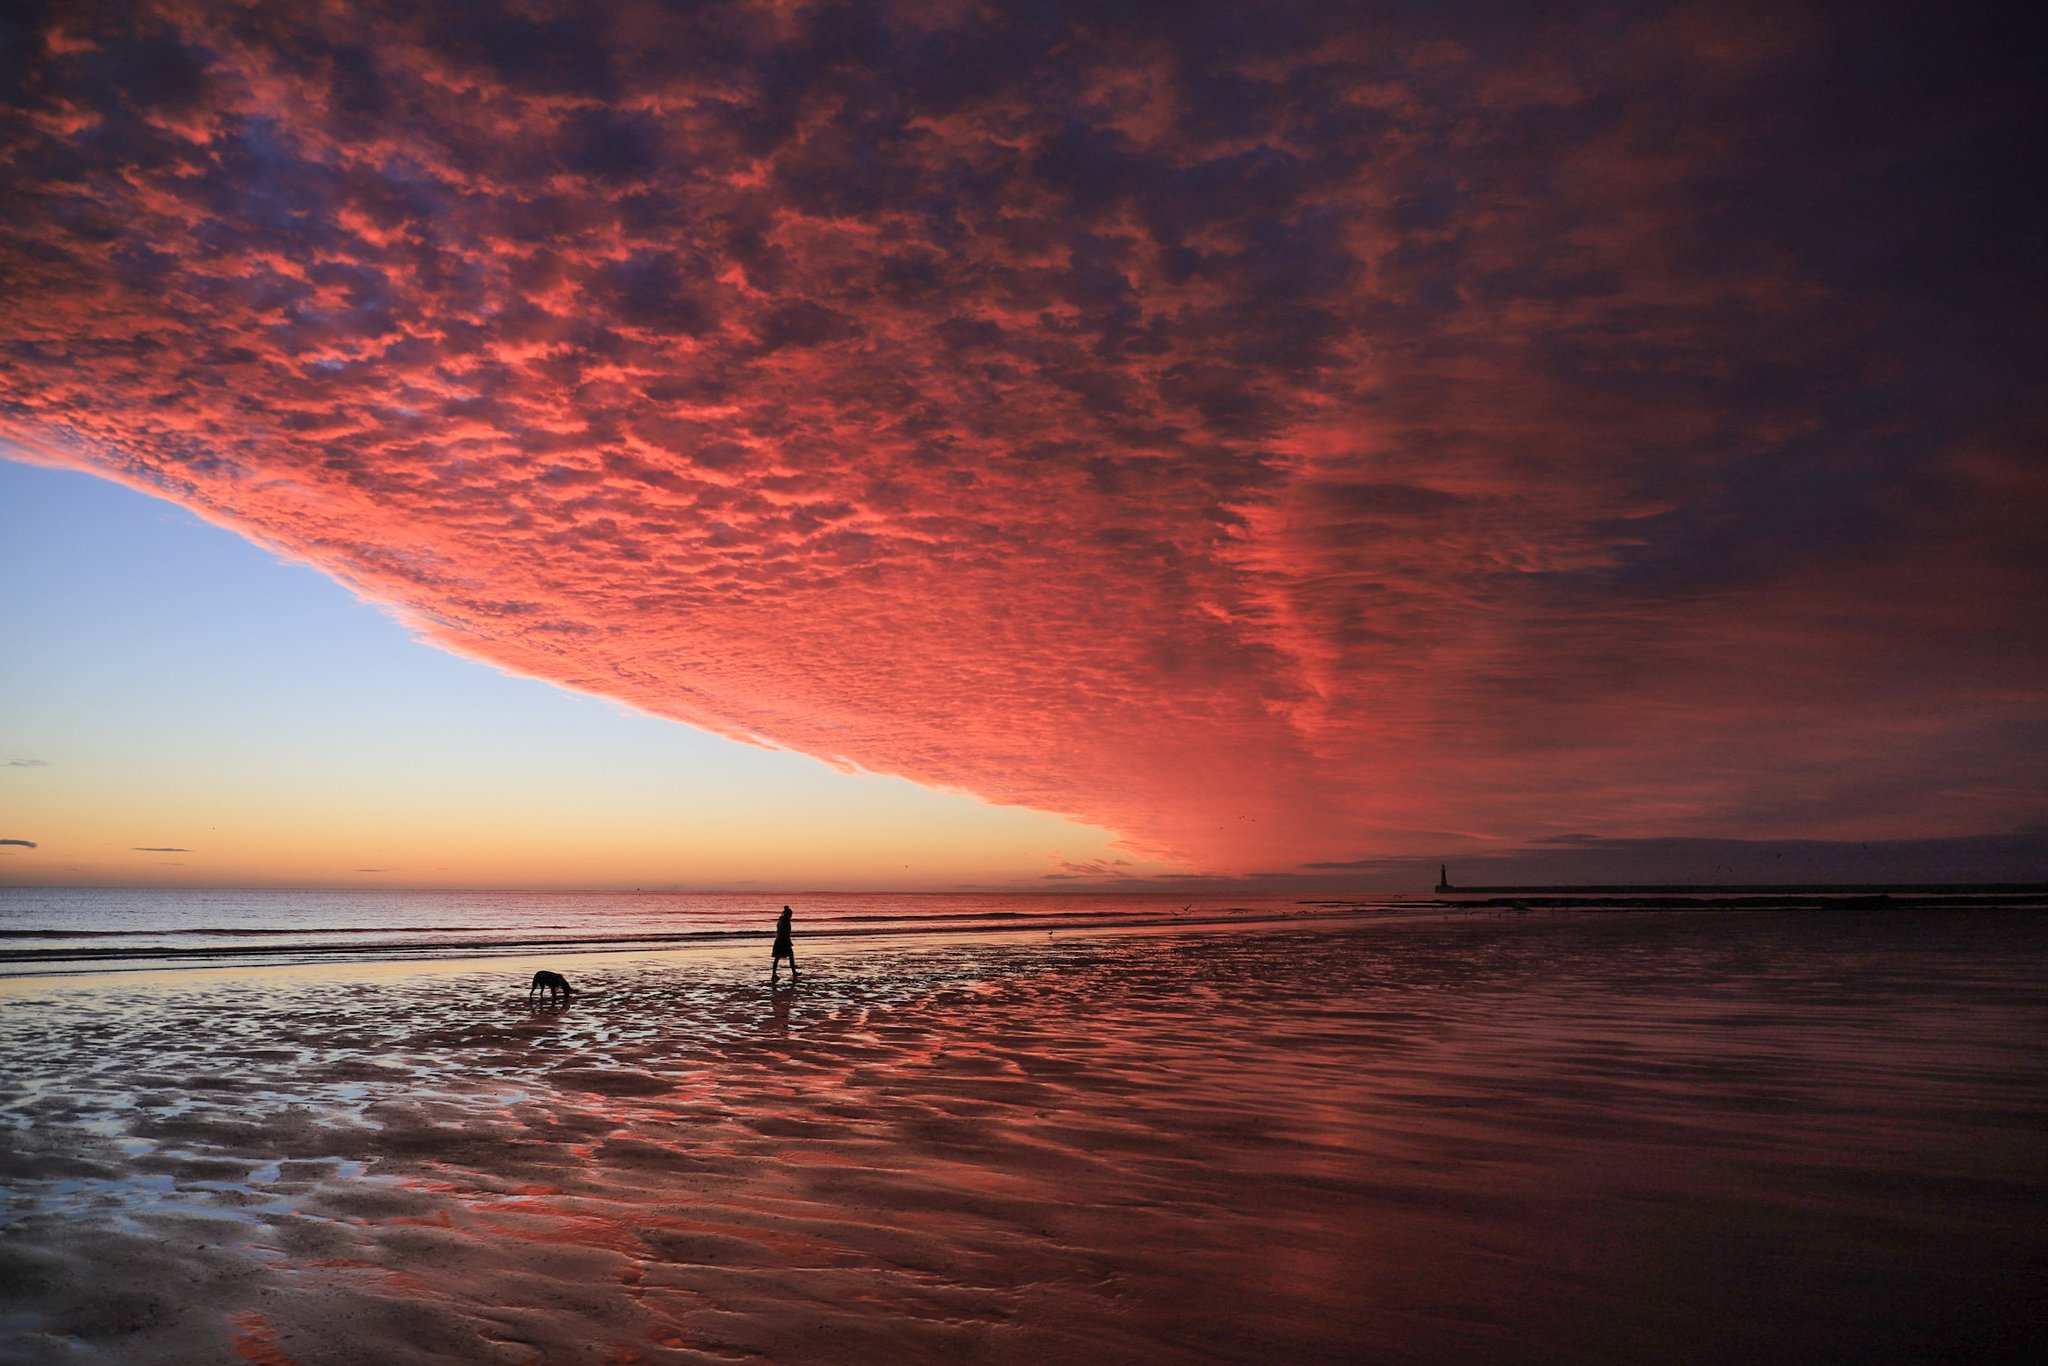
[{"xmin": 2, "ymin": 0, "xmax": 2041, "ymax": 870}]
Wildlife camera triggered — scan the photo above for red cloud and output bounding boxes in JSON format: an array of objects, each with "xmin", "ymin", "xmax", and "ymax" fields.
[{"xmin": 2, "ymin": 1, "xmax": 2042, "ymax": 869}]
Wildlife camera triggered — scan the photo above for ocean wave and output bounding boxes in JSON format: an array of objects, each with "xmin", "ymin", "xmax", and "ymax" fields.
[
  {"xmin": 0, "ymin": 906, "xmax": 1349, "ymax": 973},
  {"xmin": 0, "ymin": 924, "xmax": 586, "ymax": 939}
]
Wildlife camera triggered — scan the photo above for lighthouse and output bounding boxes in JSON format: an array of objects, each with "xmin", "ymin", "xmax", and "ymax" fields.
[{"xmin": 1436, "ymin": 864, "xmax": 1452, "ymax": 892}]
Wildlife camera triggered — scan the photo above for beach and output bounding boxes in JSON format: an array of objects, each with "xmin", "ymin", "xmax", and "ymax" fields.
[{"xmin": 3, "ymin": 909, "xmax": 2045, "ymax": 1363}]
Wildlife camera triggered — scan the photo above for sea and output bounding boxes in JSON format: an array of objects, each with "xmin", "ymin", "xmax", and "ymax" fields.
[
  {"xmin": 4, "ymin": 884, "xmax": 2040, "ymax": 977},
  {"xmin": 0, "ymin": 886, "xmax": 1420, "ymax": 975}
]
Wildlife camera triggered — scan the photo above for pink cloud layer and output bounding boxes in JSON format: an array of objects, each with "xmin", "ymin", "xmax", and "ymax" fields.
[{"xmin": 3, "ymin": 1, "xmax": 2042, "ymax": 868}]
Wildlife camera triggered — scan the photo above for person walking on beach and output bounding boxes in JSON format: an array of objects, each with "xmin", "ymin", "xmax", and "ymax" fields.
[{"xmin": 771, "ymin": 904, "xmax": 799, "ymax": 986}]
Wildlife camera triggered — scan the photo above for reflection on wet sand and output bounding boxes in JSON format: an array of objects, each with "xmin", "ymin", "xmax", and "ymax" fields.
[{"xmin": 1, "ymin": 912, "xmax": 2044, "ymax": 1364}]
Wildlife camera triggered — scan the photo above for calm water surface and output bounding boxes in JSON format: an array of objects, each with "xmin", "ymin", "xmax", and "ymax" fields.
[{"xmin": 0, "ymin": 887, "xmax": 1391, "ymax": 972}]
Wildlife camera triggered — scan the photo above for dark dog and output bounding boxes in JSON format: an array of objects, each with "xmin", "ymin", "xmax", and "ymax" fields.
[{"xmin": 528, "ymin": 969, "xmax": 576, "ymax": 1002}]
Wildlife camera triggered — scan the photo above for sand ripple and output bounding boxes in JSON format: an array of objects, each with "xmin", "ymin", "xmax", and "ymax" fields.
[{"xmin": 2, "ymin": 913, "xmax": 2045, "ymax": 1363}]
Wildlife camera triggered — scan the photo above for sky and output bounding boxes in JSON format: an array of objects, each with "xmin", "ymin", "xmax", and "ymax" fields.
[
  {"xmin": 1, "ymin": 0, "xmax": 2043, "ymax": 889},
  {"xmin": 0, "ymin": 457, "xmax": 1157, "ymax": 888}
]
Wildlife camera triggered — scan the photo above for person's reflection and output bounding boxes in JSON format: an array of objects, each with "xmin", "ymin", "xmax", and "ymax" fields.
[{"xmin": 769, "ymin": 984, "xmax": 794, "ymax": 1037}]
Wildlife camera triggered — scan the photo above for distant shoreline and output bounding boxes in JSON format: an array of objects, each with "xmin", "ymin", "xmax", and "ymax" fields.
[{"xmin": 1436, "ymin": 882, "xmax": 2048, "ymax": 895}]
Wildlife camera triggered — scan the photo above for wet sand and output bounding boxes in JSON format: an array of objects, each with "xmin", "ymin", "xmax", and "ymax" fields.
[{"xmin": 2, "ymin": 912, "xmax": 2044, "ymax": 1363}]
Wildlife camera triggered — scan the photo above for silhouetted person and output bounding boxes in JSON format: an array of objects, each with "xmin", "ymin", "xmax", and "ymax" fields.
[{"xmin": 771, "ymin": 904, "xmax": 799, "ymax": 985}]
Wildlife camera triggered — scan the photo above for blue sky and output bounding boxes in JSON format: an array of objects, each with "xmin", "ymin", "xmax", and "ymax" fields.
[{"xmin": 0, "ymin": 456, "xmax": 1142, "ymax": 888}]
